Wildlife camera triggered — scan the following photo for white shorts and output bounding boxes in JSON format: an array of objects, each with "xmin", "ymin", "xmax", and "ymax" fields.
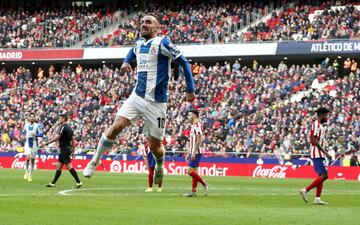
[
  {"xmin": 116, "ymin": 93, "xmax": 167, "ymax": 140},
  {"xmin": 24, "ymin": 146, "xmax": 37, "ymax": 159}
]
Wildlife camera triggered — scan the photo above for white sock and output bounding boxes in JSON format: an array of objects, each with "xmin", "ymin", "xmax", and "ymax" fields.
[
  {"xmin": 30, "ymin": 160, "xmax": 34, "ymax": 174},
  {"xmin": 28, "ymin": 162, "xmax": 32, "ymax": 176},
  {"xmin": 93, "ymin": 134, "xmax": 115, "ymax": 164},
  {"xmin": 25, "ymin": 160, "xmax": 29, "ymax": 172},
  {"xmin": 315, "ymin": 197, "xmax": 321, "ymax": 201}
]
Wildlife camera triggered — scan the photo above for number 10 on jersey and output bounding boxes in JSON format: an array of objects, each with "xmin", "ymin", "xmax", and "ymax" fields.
[{"xmin": 157, "ymin": 117, "xmax": 165, "ymax": 128}]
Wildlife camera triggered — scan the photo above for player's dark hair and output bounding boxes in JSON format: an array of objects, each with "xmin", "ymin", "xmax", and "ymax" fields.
[
  {"xmin": 60, "ymin": 114, "xmax": 68, "ymax": 121},
  {"xmin": 316, "ymin": 107, "xmax": 329, "ymax": 116},
  {"xmin": 29, "ymin": 112, "xmax": 35, "ymax": 117},
  {"xmin": 190, "ymin": 110, "xmax": 199, "ymax": 118},
  {"xmin": 145, "ymin": 13, "xmax": 160, "ymax": 23}
]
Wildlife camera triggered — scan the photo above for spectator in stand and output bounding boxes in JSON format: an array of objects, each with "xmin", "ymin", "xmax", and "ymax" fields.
[
  {"xmin": 351, "ymin": 59, "xmax": 357, "ymax": 75},
  {"xmin": 1, "ymin": 130, "xmax": 11, "ymax": 147},
  {"xmin": 350, "ymin": 154, "xmax": 359, "ymax": 166},
  {"xmin": 343, "ymin": 57, "xmax": 352, "ymax": 77}
]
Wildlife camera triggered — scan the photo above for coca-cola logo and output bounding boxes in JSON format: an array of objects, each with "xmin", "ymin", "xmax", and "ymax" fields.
[
  {"xmin": 335, "ymin": 172, "xmax": 345, "ymax": 180},
  {"xmin": 252, "ymin": 165, "xmax": 288, "ymax": 178},
  {"xmin": 12, "ymin": 158, "xmax": 26, "ymax": 169},
  {"xmin": 11, "ymin": 158, "xmax": 39, "ymax": 169}
]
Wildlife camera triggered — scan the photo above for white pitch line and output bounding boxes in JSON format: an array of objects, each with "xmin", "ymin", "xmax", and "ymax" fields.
[
  {"xmin": 1, "ymin": 187, "xmax": 359, "ymax": 197},
  {"xmin": 0, "ymin": 194, "xmax": 57, "ymax": 196},
  {"xmin": 1, "ymin": 191, "xmax": 359, "ymax": 197},
  {"xmin": 1, "ymin": 192, "xmax": 359, "ymax": 197},
  {"xmin": 57, "ymin": 187, "xmax": 360, "ymax": 196}
]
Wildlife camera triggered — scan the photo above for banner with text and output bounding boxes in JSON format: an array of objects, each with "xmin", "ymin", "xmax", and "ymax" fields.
[
  {"xmin": 276, "ymin": 40, "xmax": 360, "ymax": 55},
  {"xmin": 0, "ymin": 49, "xmax": 84, "ymax": 61},
  {"xmin": 83, "ymin": 43, "xmax": 278, "ymax": 59},
  {"xmin": 1, "ymin": 156, "xmax": 359, "ymax": 180}
]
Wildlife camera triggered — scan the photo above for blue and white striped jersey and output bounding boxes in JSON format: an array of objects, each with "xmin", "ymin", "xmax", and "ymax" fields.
[
  {"xmin": 24, "ymin": 123, "xmax": 43, "ymax": 149},
  {"xmin": 124, "ymin": 36, "xmax": 195, "ymax": 102}
]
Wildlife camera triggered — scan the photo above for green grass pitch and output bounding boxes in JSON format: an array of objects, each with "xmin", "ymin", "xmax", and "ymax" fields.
[{"xmin": 0, "ymin": 169, "xmax": 359, "ymax": 225}]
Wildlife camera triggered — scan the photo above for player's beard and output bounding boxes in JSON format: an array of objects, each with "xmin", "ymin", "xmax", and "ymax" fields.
[
  {"xmin": 141, "ymin": 32, "xmax": 151, "ymax": 40},
  {"xmin": 320, "ymin": 117, "xmax": 327, "ymax": 124},
  {"xmin": 141, "ymin": 27, "xmax": 151, "ymax": 39},
  {"xmin": 141, "ymin": 27, "xmax": 157, "ymax": 40}
]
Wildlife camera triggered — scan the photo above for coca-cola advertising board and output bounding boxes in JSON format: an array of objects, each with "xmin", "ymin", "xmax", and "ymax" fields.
[{"xmin": 1, "ymin": 156, "xmax": 359, "ymax": 180}]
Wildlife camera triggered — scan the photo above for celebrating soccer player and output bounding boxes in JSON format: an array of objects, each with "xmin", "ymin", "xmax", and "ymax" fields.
[
  {"xmin": 183, "ymin": 110, "xmax": 209, "ymax": 197},
  {"xmin": 83, "ymin": 13, "xmax": 196, "ymax": 186},
  {"xmin": 299, "ymin": 107, "xmax": 331, "ymax": 205}
]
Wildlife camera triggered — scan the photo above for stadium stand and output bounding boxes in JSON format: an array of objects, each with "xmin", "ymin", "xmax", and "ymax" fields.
[
  {"xmin": 0, "ymin": 59, "xmax": 358, "ymax": 159},
  {"xmin": 84, "ymin": 1, "xmax": 274, "ymax": 47},
  {"xmin": 244, "ymin": 2, "xmax": 360, "ymax": 42},
  {"xmin": 0, "ymin": 0, "xmax": 358, "ymax": 161},
  {"xmin": 85, "ymin": 1, "xmax": 359, "ymax": 46},
  {"xmin": 0, "ymin": 7, "xmax": 124, "ymax": 48}
]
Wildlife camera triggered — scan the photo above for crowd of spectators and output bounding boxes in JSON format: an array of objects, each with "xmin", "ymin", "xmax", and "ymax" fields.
[
  {"xmin": 1, "ymin": 1, "xmax": 357, "ymax": 48},
  {"xmin": 0, "ymin": 7, "xmax": 120, "ymax": 48},
  {"xmin": 87, "ymin": 1, "xmax": 359, "ymax": 47},
  {"xmin": 0, "ymin": 58, "xmax": 359, "ymax": 159},
  {"xmin": 184, "ymin": 58, "xmax": 359, "ymax": 160},
  {"xmin": 244, "ymin": 2, "xmax": 360, "ymax": 42},
  {"xmin": 86, "ymin": 2, "xmax": 271, "ymax": 47}
]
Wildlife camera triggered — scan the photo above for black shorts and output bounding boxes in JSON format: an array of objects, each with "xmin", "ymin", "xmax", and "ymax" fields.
[{"xmin": 58, "ymin": 146, "xmax": 72, "ymax": 164}]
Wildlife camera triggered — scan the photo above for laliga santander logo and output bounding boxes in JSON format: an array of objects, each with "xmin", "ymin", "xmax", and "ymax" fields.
[
  {"xmin": 109, "ymin": 161, "xmax": 147, "ymax": 173},
  {"xmin": 12, "ymin": 153, "xmax": 38, "ymax": 169},
  {"xmin": 167, "ymin": 163, "xmax": 229, "ymax": 176},
  {"xmin": 252, "ymin": 165, "xmax": 288, "ymax": 178},
  {"xmin": 110, "ymin": 161, "xmax": 122, "ymax": 172}
]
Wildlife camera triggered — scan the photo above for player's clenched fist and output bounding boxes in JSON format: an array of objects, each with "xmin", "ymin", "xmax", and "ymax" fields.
[
  {"xmin": 186, "ymin": 92, "xmax": 195, "ymax": 102},
  {"xmin": 120, "ymin": 62, "xmax": 132, "ymax": 74}
]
